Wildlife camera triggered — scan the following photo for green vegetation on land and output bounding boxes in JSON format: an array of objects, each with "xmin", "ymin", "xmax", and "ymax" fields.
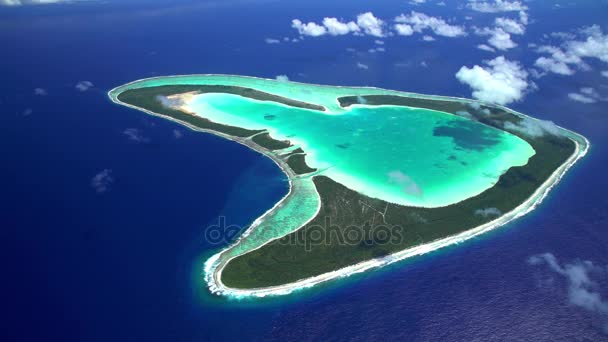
[
  {"xmin": 251, "ymin": 132, "xmax": 292, "ymax": 150},
  {"xmin": 220, "ymin": 95, "xmax": 576, "ymax": 288},
  {"xmin": 287, "ymin": 154, "xmax": 317, "ymax": 175}
]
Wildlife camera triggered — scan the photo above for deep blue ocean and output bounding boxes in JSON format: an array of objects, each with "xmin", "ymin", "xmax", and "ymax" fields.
[{"xmin": 1, "ymin": 1, "xmax": 607, "ymax": 341}]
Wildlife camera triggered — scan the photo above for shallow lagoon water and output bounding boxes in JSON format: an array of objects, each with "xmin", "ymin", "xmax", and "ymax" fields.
[
  {"xmin": 185, "ymin": 82, "xmax": 535, "ymax": 208},
  {"xmin": 114, "ymin": 75, "xmax": 536, "ymax": 208}
]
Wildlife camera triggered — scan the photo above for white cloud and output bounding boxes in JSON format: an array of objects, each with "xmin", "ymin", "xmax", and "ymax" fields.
[
  {"xmin": 477, "ymin": 44, "xmax": 496, "ymax": 52},
  {"xmin": 569, "ymin": 26, "xmax": 608, "ymax": 63},
  {"xmin": 475, "ymin": 27, "xmax": 517, "ymax": 50},
  {"xmin": 602, "ymin": 71, "xmax": 608, "ymax": 77},
  {"xmin": 528, "ymin": 253, "xmax": 608, "ymax": 333},
  {"xmin": 568, "ymin": 87, "xmax": 604, "ymax": 104},
  {"xmin": 468, "ymin": 0, "xmax": 527, "ymax": 13},
  {"xmin": 173, "ymin": 129, "xmax": 183, "ymax": 139},
  {"xmin": 375, "ymin": 40, "xmax": 384, "ymax": 45},
  {"xmin": 409, "ymin": 0, "xmax": 426, "ymax": 4},
  {"xmin": 474, "ymin": 207, "xmax": 502, "ymax": 217},
  {"xmin": 291, "ymin": 19, "xmax": 327, "ymax": 37},
  {"xmin": 534, "ymin": 55, "xmax": 575, "ymax": 76},
  {"xmin": 487, "ymin": 28, "xmax": 516, "ymax": 50},
  {"xmin": 322, "ymin": 17, "xmax": 360, "ymax": 36},
  {"xmin": 75, "ymin": 81, "xmax": 94, "ymax": 92},
  {"xmin": 357, "ymin": 62, "xmax": 369, "ymax": 70},
  {"xmin": 265, "ymin": 38, "xmax": 280, "ymax": 44},
  {"xmin": 368, "ymin": 47, "xmax": 385, "ymax": 53},
  {"xmin": 422, "ymin": 35, "xmax": 435, "ymax": 41},
  {"xmin": 123, "ymin": 128, "xmax": 149, "ymax": 143},
  {"xmin": 291, "ymin": 16, "xmax": 364, "ymax": 37},
  {"xmin": 34, "ymin": 88, "xmax": 47, "ymax": 96},
  {"xmin": 568, "ymin": 93, "xmax": 596, "ymax": 104},
  {"xmin": 91, "ymin": 169, "xmax": 113, "ymax": 194},
  {"xmin": 388, "ymin": 170, "xmax": 423, "ymax": 196},
  {"xmin": 456, "ymin": 56, "xmax": 530, "ymax": 105},
  {"xmin": 275, "ymin": 74, "xmax": 289, "ymax": 82},
  {"xmin": 503, "ymin": 116, "xmax": 560, "ymax": 137},
  {"xmin": 535, "ymin": 25, "xmax": 608, "ymax": 76},
  {"xmin": 395, "ymin": 11, "xmax": 466, "ymax": 37},
  {"xmin": 357, "ymin": 12, "xmax": 384, "ymax": 37},
  {"xmin": 394, "ymin": 23, "xmax": 414, "ymax": 36},
  {"xmin": 156, "ymin": 95, "xmax": 184, "ymax": 108},
  {"xmin": 495, "ymin": 17, "xmax": 525, "ymax": 35}
]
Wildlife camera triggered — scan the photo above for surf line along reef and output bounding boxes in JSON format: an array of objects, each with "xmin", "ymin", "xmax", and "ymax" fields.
[{"xmin": 109, "ymin": 75, "xmax": 589, "ymax": 298}]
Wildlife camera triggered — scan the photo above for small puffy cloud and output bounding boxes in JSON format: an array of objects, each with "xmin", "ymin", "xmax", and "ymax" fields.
[
  {"xmin": 456, "ymin": 56, "xmax": 530, "ymax": 105},
  {"xmin": 22, "ymin": 108, "xmax": 33, "ymax": 116},
  {"xmin": 534, "ymin": 56, "xmax": 575, "ymax": 76},
  {"xmin": 265, "ymin": 38, "xmax": 280, "ymax": 44},
  {"xmin": 503, "ymin": 116, "xmax": 560, "ymax": 138},
  {"xmin": 409, "ymin": 0, "xmax": 426, "ymax": 4},
  {"xmin": 474, "ymin": 207, "xmax": 502, "ymax": 217},
  {"xmin": 568, "ymin": 87, "xmax": 604, "ymax": 104},
  {"xmin": 322, "ymin": 17, "xmax": 360, "ymax": 36},
  {"xmin": 291, "ymin": 17, "xmax": 360, "ymax": 37},
  {"xmin": 34, "ymin": 88, "xmax": 47, "ymax": 96},
  {"xmin": 477, "ymin": 44, "xmax": 496, "ymax": 52},
  {"xmin": 495, "ymin": 17, "xmax": 525, "ymax": 35},
  {"xmin": 475, "ymin": 27, "xmax": 517, "ymax": 50},
  {"xmin": 156, "ymin": 95, "xmax": 178, "ymax": 108},
  {"xmin": 572, "ymin": 25, "xmax": 608, "ymax": 63},
  {"xmin": 528, "ymin": 253, "xmax": 608, "ymax": 333},
  {"xmin": 357, "ymin": 12, "xmax": 384, "ymax": 37},
  {"xmin": 123, "ymin": 128, "xmax": 149, "ymax": 143},
  {"xmin": 535, "ymin": 25, "xmax": 608, "ymax": 77},
  {"xmin": 91, "ymin": 169, "xmax": 113, "ymax": 194},
  {"xmin": 388, "ymin": 171, "xmax": 423, "ymax": 196},
  {"xmin": 290, "ymin": 12, "xmax": 384, "ymax": 38},
  {"xmin": 291, "ymin": 19, "xmax": 327, "ymax": 37},
  {"xmin": 275, "ymin": 74, "xmax": 289, "ymax": 82},
  {"xmin": 173, "ymin": 129, "xmax": 183, "ymax": 139},
  {"xmin": 375, "ymin": 40, "xmax": 384, "ymax": 45},
  {"xmin": 422, "ymin": 35, "xmax": 435, "ymax": 41},
  {"xmin": 75, "ymin": 81, "xmax": 94, "ymax": 92},
  {"xmin": 356, "ymin": 62, "xmax": 369, "ymax": 70},
  {"xmin": 487, "ymin": 28, "xmax": 516, "ymax": 50},
  {"xmin": 468, "ymin": 0, "xmax": 527, "ymax": 13},
  {"xmin": 395, "ymin": 11, "xmax": 466, "ymax": 38},
  {"xmin": 368, "ymin": 47, "xmax": 385, "ymax": 53},
  {"xmin": 602, "ymin": 71, "xmax": 608, "ymax": 77},
  {"xmin": 394, "ymin": 23, "xmax": 414, "ymax": 36},
  {"xmin": 568, "ymin": 93, "xmax": 596, "ymax": 104}
]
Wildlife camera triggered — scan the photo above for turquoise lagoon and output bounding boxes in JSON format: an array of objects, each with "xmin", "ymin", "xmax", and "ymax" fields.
[
  {"xmin": 112, "ymin": 75, "xmax": 536, "ymax": 209},
  {"xmin": 186, "ymin": 93, "xmax": 534, "ymax": 208}
]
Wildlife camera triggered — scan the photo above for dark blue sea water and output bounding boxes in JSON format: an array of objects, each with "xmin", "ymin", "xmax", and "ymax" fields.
[{"xmin": 1, "ymin": 1, "xmax": 607, "ymax": 341}]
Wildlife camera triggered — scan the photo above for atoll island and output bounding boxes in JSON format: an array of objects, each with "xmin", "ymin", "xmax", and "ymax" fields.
[{"xmin": 109, "ymin": 75, "xmax": 588, "ymax": 297}]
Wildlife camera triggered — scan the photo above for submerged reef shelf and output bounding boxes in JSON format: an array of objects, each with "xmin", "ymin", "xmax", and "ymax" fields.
[{"xmin": 108, "ymin": 74, "xmax": 589, "ymax": 298}]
